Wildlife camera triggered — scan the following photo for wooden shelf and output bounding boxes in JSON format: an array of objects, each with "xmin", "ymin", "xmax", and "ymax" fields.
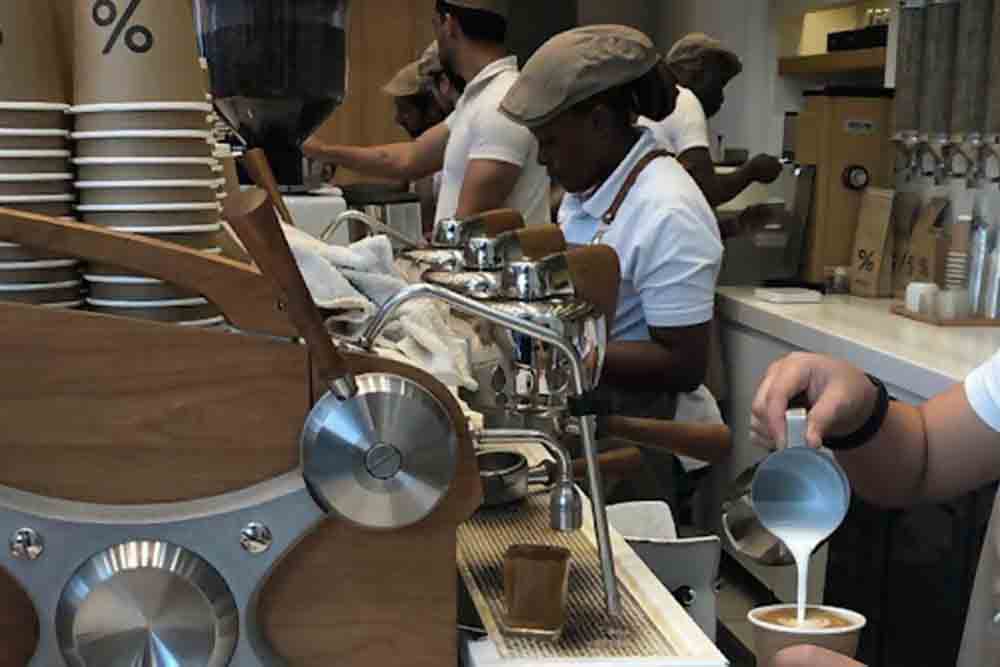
[{"xmin": 779, "ymin": 47, "xmax": 887, "ymax": 76}]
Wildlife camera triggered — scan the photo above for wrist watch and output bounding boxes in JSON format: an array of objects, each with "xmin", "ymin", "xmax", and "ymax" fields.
[{"xmin": 824, "ymin": 374, "xmax": 891, "ymax": 451}]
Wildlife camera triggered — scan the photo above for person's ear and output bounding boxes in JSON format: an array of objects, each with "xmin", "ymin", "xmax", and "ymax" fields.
[{"xmin": 441, "ymin": 13, "xmax": 460, "ymax": 41}]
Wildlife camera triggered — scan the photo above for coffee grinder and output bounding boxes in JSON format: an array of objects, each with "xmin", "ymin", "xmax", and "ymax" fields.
[{"xmin": 194, "ymin": 0, "xmax": 350, "ymax": 238}]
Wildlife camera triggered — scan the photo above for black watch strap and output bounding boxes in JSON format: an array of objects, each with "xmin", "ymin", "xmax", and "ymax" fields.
[{"xmin": 824, "ymin": 375, "xmax": 891, "ymax": 451}]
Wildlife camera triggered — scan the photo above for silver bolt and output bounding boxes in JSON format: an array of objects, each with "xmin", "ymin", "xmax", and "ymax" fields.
[
  {"xmin": 10, "ymin": 528, "xmax": 43, "ymax": 561},
  {"xmin": 239, "ymin": 522, "xmax": 272, "ymax": 555},
  {"xmin": 365, "ymin": 443, "xmax": 403, "ymax": 480}
]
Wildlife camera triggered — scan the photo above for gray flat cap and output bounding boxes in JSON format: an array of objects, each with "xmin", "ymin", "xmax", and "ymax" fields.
[
  {"xmin": 500, "ymin": 24, "xmax": 660, "ymax": 129},
  {"xmin": 667, "ymin": 33, "xmax": 742, "ymax": 80},
  {"xmin": 418, "ymin": 41, "xmax": 443, "ymax": 78},
  {"xmin": 382, "ymin": 61, "xmax": 426, "ymax": 98}
]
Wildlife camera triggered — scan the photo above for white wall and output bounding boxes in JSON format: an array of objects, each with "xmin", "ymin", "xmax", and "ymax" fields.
[{"xmin": 658, "ymin": 0, "xmax": 781, "ymax": 157}]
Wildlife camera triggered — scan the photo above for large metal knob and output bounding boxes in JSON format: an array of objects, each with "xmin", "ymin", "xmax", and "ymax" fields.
[
  {"xmin": 303, "ymin": 373, "xmax": 459, "ymax": 530},
  {"xmin": 56, "ymin": 541, "xmax": 238, "ymax": 667}
]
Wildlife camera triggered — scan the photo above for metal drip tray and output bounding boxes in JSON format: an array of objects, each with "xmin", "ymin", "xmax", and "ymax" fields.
[{"xmin": 458, "ymin": 493, "xmax": 681, "ymax": 660}]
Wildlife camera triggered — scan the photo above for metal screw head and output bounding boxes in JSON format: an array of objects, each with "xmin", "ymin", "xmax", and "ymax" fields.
[
  {"xmin": 239, "ymin": 522, "xmax": 272, "ymax": 555},
  {"xmin": 365, "ymin": 443, "xmax": 403, "ymax": 480},
  {"xmin": 10, "ymin": 528, "xmax": 43, "ymax": 561}
]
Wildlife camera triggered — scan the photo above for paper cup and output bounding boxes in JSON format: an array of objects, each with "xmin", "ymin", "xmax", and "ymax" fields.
[
  {"xmin": 749, "ymin": 605, "xmax": 866, "ymax": 667},
  {"xmin": 72, "ymin": 103, "xmax": 213, "ymax": 132},
  {"xmin": 0, "ymin": 280, "xmax": 82, "ymax": 305},
  {"xmin": 74, "ymin": 157, "xmax": 217, "ymax": 181},
  {"xmin": 77, "ymin": 204, "xmax": 220, "ymax": 229},
  {"xmin": 0, "ymin": 201, "xmax": 75, "ymax": 217},
  {"xmin": 0, "ymin": 102, "xmax": 70, "ymax": 130},
  {"xmin": 0, "ymin": 0, "xmax": 69, "ymax": 103},
  {"xmin": 74, "ymin": 136, "xmax": 213, "ymax": 158},
  {"xmin": 0, "ymin": 194, "xmax": 75, "ymax": 205},
  {"xmin": 0, "ymin": 241, "xmax": 73, "ymax": 262},
  {"xmin": 75, "ymin": 180, "xmax": 219, "ymax": 205},
  {"xmin": 0, "ymin": 174, "xmax": 74, "ymax": 196},
  {"xmin": 73, "ymin": 0, "xmax": 206, "ymax": 105},
  {"xmin": 86, "ymin": 297, "xmax": 220, "ymax": 324},
  {"xmin": 0, "ymin": 129, "xmax": 69, "ymax": 150},
  {"xmin": 84, "ymin": 274, "xmax": 198, "ymax": 300},
  {"xmin": 0, "ymin": 259, "xmax": 80, "ymax": 284},
  {"xmin": 0, "ymin": 157, "xmax": 71, "ymax": 174}
]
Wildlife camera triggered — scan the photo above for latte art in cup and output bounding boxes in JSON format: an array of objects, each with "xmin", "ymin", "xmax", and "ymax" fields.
[{"xmin": 757, "ymin": 607, "xmax": 854, "ymax": 630}]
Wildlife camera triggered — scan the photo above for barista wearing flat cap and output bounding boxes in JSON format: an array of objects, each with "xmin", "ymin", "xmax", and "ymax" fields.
[
  {"xmin": 382, "ymin": 56, "xmax": 450, "ymax": 231},
  {"xmin": 303, "ymin": 0, "xmax": 551, "ymax": 227},
  {"xmin": 639, "ymin": 33, "xmax": 782, "ymax": 215},
  {"xmin": 501, "ymin": 25, "xmax": 725, "ymax": 502},
  {"xmin": 418, "ymin": 41, "xmax": 460, "ymax": 116},
  {"xmin": 752, "ymin": 349, "xmax": 1000, "ymax": 667}
]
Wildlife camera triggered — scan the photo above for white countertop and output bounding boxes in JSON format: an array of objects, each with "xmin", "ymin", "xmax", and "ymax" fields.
[{"xmin": 717, "ymin": 287, "xmax": 1000, "ymax": 400}]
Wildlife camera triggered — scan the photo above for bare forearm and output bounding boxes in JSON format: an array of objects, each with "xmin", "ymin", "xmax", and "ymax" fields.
[
  {"xmin": 305, "ymin": 142, "xmax": 421, "ymax": 181},
  {"xmin": 836, "ymin": 402, "xmax": 929, "ymax": 508},
  {"xmin": 601, "ymin": 340, "xmax": 705, "ymax": 394},
  {"xmin": 838, "ymin": 384, "xmax": 1000, "ymax": 507},
  {"xmin": 712, "ymin": 168, "xmax": 756, "ymax": 206}
]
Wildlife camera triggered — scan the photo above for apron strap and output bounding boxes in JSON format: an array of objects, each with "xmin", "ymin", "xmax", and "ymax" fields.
[{"xmin": 601, "ymin": 149, "xmax": 671, "ymax": 225}]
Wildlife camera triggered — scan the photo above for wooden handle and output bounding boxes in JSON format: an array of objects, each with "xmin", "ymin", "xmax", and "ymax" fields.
[
  {"xmin": 244, "ymin": 148, "xmax": 297, "ymax": 228},
  {"xmin": 0, "ymin": 206, "xmax": 295, "ymax": 337},
  {"xmin": 601, "ymin": 416, "xmax": 732, "ymax": 465},
  {"xmin": 512, "ymin": 225, "xmax": 566, "ymax": 259},
  {"xmin": 572, "ymin": 446, "xmax": 644, "ymax": 480},
  {"xmin": 564, "ymin": 245, "xmax": 621, "ymax": 336},
  {"xmin": 224, "ymin": 189, "xmax": 351, "ymax": 384},
  {"xmin": 469, "ymin": 208, "xmax": 525, "ymax": 237}
]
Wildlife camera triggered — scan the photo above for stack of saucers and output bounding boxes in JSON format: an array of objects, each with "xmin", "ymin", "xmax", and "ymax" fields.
[
  {"xmin": 70, "ymin": 102, "xmax": 226, "ymax": 327},
  {"xmin": 0, "ymin": 102, "xmax": 83, "ymax": 310}
]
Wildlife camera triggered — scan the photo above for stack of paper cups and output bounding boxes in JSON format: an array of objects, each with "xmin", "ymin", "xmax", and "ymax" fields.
[
  {"xmin": 71, "ymin": 0, "xmax": 223, "ymax": 327},
  {"xmin": 0, "ymin": 0, "xmax": 81, "ymax": 309}
]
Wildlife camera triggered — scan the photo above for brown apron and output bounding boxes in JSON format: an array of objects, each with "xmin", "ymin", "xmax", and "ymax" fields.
[
  {"xmin": 957, "ymin": 490, "xmax": 1000, "ymax": 667},
  {"xmin": 588, "ymin": 149, "xmax": 685, "ymax": 505}
]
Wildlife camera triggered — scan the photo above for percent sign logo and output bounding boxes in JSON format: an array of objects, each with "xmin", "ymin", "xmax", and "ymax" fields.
[
  {"xmin": 93, "ymin": 0, "xmax": 154, "ymax": 55},
  {"xmin": 858, "ymin": 249, "xmax": 876, "ymax": 273}
]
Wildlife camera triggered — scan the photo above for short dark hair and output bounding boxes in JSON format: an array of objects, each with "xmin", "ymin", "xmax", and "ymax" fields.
[
  {"xmin": 436, "ymin": 0, "xmax": 507, "ymax": 44},
  {"xmin": 571, "ymin": 64, "xmax": 676, "ymax": 126}
]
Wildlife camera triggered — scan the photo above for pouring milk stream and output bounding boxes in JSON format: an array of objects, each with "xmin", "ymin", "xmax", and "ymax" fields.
[{"xmin": 751, "ymin": 409, "xmax": 851, "ymax": 625}]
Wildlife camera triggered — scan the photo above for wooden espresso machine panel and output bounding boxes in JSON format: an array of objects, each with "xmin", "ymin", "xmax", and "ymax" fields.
[{"xmin": 0, "ymin": 209, "xmax": 480, "ymax": 667}]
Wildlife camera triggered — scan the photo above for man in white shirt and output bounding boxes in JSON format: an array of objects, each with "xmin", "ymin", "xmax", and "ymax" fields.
[
  {"xmin": 752, "ymin": 351, "xmax": 1000, "ymax": 667},
  {"xmin": 303, "ymin": 0, "xmax": 550, "ymax": 227},
  {"xmin": 639, "ymin": 33, "xmax": 782, "ymax": 214},
  {"xmin": 381, "ymin": 57, "xmax": 449, "ymax": 231}
]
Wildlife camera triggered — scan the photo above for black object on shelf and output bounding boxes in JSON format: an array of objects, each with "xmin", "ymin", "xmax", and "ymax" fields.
[{"xmin": 828, "ymin": 25, "xmax": 889, "ymax": 53}]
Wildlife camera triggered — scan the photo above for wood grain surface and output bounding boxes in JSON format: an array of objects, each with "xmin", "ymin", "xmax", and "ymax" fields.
[
  {"xmin": 0, "ymin": 207, "xmax": 295, "ymax": 337},
  {"xmin": 0, "ymin": 304, "xmax": 481, "ymax": 666}
]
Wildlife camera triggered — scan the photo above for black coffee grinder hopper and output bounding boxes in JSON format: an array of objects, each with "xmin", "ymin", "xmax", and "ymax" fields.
[{"xmin": 194, "ymin": 0, "xmax": 351, "ymax": 191}]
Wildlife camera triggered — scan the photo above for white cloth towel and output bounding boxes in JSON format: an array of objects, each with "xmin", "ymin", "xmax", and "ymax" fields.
[{"xmin": 283, "ymin": 225, "xmax": 477, "ymax": 391}]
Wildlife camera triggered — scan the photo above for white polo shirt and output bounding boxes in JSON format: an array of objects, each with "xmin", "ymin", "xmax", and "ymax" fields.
[
  {"xmin": 637, "ymin": 86, "xmax": 711, "ymax": 156},
  {"xmin": 438, "ymin": 56, "xmax": 550, "ymax": 227},
  {"xmin": 558, "ymin": 129, "xmax": 722, "ymax": 342}
]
